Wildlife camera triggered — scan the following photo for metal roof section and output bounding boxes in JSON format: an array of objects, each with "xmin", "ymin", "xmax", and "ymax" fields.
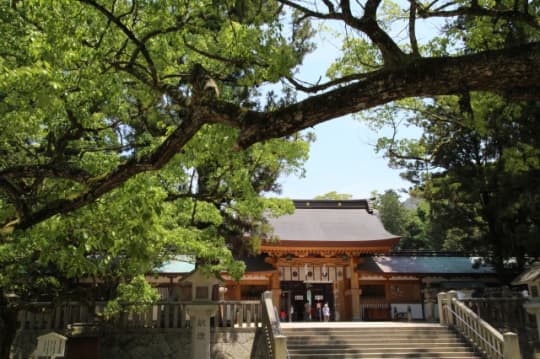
[
  {"xmin": 158, "ymin": 255, "xmax": 274, "ymax": 275},
  {"xmin": 266, "ymin": 199, "xmax": 398, "ymax": 243},
  {"xmin": 358, "ymin": 256, "xmax": 496, "ymax": 275},
  {"xmin": 158, "ymin": 255, "xmax": 196, "ymax": 274}
]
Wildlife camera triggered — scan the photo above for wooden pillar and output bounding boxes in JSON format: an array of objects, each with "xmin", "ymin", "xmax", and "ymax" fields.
[
  {"xmin": 349, "ymin": 257, "xmax": 361, "ymax": 321},
  {"xmin": 271, "ymin": 272, "xmax": 281, "ymax": 309},
  {"xmin": 233, "ymin": 282, "xmax": 241, "ymax": 300}
]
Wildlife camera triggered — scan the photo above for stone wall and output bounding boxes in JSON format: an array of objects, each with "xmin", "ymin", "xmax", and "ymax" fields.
[{"xmin": 11, "ymin": 328, "xmax": 265, "ymax": 359}]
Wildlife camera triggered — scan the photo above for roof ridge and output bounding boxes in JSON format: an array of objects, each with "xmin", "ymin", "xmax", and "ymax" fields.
[{"xmin": 293, "ymin": 199, "xmax": 372, "ymax": 212}]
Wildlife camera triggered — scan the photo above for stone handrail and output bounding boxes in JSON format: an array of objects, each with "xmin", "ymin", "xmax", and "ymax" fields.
[
  {"xmin": 464, "ymin": 297, "xmax": 529, "ymax": 329},
  {"xmin": 260, "ymin": 291, "xmax": 287, "ymax": 359},
  {"xmin": 438, "ymin": 291, "xmax": 522, "ymax": 359},
  {"xmin": 16, "ymin": 300, "xmax": 262, "ymax": 331}
]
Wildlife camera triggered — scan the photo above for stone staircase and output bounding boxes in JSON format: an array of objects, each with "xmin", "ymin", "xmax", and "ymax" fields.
[{"xmin": 281, "ymin": 322, "xmax": 483, "ymax": 359}]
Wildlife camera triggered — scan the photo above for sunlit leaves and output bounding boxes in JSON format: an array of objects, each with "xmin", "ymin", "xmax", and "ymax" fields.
[{"xmin": 327, "ymin": 36, "xmax": 383, "ymax": 78}]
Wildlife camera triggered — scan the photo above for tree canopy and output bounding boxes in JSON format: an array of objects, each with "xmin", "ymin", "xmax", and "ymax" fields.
[
  {"xmin": 363, "ymin": 0, "xmax": 540, "ymax": 269},
  {"xmin": 372, "ymin": 94, "xmax": 540, "ymax": 269},
  {"xmin": 314, "ymin": 191, "xmax": 353, "ymax": 200},
  {"xmin": 1, "ymin": 0, "xmax": 539, "ymax": 235},
  {"xmin": 372, "ymin": 190, "xmax": 432, "ymax": 250}
]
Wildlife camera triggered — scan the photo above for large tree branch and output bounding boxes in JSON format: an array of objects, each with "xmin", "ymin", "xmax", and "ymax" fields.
[
  {"xmin": 409, "ymin": 0, "xmax": 420, "ymax": 57},
  {"xmin": 340, "ymin": 0, "xmax": 410, "ymax": 66},
  {"xmin": 2, "ymin": 112, "xmax": 204, "ymax": 233},
  {"xmin": 2, "ymin": 42, "xmax": 539, "ymax": 234},
  {"xmin": 286, "ymin": 70, "xmax": 382, "ymax": 93},
  {"xmin": 278, "ymin": 0, "xmax": 342, "ymax": 20},
  {"xmin": 233, "ymin": 42, "xmax": 540, "ymax": 147},
  {"xmin": 280, "ymin": 0, "xmax": 409, "ymax": 66},
  {"xmin": 417, "ymin": 4, "xmax": 540, "ymax": 29}
]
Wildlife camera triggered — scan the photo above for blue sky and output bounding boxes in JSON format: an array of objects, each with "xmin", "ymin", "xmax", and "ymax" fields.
[
  {"xmin": 274, "ymin": 13, "xmax": 444, "ymax": 200},
  {"xmin": 277, "ymin": 117, "xmax": 411, "ymax": 199},
  {"xmin": 275, "ymin": 22, "xmax": 411, "ymax": 199}
]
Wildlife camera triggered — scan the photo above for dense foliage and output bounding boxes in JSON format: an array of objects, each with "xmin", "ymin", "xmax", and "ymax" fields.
[
  {"xmin": 372, "ymin": 190, "xmax": 432, "ymax": 251},
  {"xmin": 365, "ymin": 0, "xmax": 540, "ymax": 269}
]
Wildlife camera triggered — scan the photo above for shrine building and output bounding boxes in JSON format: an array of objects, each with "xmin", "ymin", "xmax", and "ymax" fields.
[{"xmin": 217, "ymin": 199, "xmax": 498, "ymax": 321}]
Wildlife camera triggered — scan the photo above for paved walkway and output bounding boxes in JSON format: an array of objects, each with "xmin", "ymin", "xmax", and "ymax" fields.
[{"xmin": 281, "ymin": 321, "xmax": 444, "ymax": 329}]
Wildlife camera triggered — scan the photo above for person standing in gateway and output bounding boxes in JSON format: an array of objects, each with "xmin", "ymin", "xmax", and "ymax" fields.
[
  {"xmin": 304, "ymin": 301, "xmax": 311, "ymax": 321},
  {"xmin": 322, "ymin": 303, "xmax": 331, "ymax": 322}
]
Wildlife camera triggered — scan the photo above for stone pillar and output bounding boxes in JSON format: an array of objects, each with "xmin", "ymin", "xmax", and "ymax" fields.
[
  {"xmin": 179, "ymin": 267, "xmax": 223, "ymax": 359},
  {"xmin": 437, "ymin": 291, "xmax": 447, "ymax": 325},
  {"xmin": 502, "ymin": 332, "xmax": 522, "ymax": 359},
  {"xmin": 446, "ymin": 291, "xmax": 458, "ymax": 326},
  {"xmin": 423, "ymin": 286, "xmax": 435, "ymax": 322},
  {"xmin": 186, "ymin": 304, "xmax": 218, "ymax": 359},
  {"xmin": 522, "ymin": 301, "xmax": 540, "ymax": 358}
]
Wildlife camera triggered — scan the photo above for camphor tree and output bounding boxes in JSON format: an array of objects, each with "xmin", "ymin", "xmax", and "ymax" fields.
[{"xmin": 0, "ymin": 0, "xmax": 539, "ymax": 355}]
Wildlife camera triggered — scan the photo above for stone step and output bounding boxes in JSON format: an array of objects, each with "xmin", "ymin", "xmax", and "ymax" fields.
[
  {"xmin": 283, "ymin": 323, "xmax": 482, "ymax": 359},
  {"xmin": 284, "ymin": 335, "xmax": 464, "ymax": 341},
  {"xmin": 287, "ymin": 342, "xmax": 470, "ymax": 348},
  {"xmin": 282, "ymin": 327, "xmax": 454, "ymax": 333},
  {"xmin": 287, "ymin": 343, "xmax": 472, "ymax": 352},
  {"xmin": 287, "ymin": 335, "xmax": 463, "ymax": 343},
  {"xmin": 282, "ymin": 329, "xmax": 456, "ymax": 335},
  {"xmin": 287, "ymin": 354, "xmax": 482, "ymax": 359},
  {"xmin": 284, "ymin": 332, "xmax": 461, "ymax": 338}
]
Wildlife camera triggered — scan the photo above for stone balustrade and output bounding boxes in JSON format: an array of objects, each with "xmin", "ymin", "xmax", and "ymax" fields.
[{"xmin": 16, "ymin": 300, "xmax": 262, "ymax": 331}]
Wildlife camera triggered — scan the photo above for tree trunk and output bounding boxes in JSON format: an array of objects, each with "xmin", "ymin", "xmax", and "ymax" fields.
[{"xmin": 0, "ymin": 293, "xmax": 19, "ymax": 359}]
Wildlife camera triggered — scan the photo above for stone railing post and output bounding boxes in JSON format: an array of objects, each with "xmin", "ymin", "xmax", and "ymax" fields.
[
  {"xmin": 437, "ymin": 292, "xmax": 447, "ymax": 325},
  {"xmin": 273, "ymin": 334, "xmax": 287, "ymax": 359},
  {"xmin": 261, "ymin": 291, "xmax": 288, "ymax": 359},
  {"xmin": 446, "ymin": 291, "xmax": 458, "ymax": 326},
  {"xmin": 503, "ymin": 332, "xmax": 522, "ymax": 359}
]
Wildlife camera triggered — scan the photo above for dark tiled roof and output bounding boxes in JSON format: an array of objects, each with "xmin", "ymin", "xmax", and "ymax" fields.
[
  {"xmin": 358, "ymin": 256, "xmax": 496, "ymax": 275},
  {"xmin": 242, "ymin": 255, "xmax": 275, "ymax": 272},
  {"xmin": 267, "ymin": 200, "xmax": 397, "ymax": 242},
  {"xmin": 292, "ymin": 199, "xmax": 372, "ymax": 210}
]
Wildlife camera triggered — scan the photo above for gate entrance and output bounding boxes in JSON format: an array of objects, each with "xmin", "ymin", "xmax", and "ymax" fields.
[{"xmin": 280, "ymin": 281, "xmax": 334, "ymax": 321}]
